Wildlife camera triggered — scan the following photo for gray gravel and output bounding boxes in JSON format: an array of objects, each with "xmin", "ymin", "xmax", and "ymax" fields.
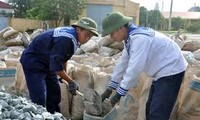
[{"xmin": 0, "ymin": 86, "xmax": 66, "ymax": 120}]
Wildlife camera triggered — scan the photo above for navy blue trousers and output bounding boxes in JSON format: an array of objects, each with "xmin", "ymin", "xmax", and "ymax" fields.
[
  {"xmin": 146, "ymin": 71, "xmax": 185, "ymax": 120},
  {"xmin": 22, "ymin": 67, "xmax": 61, "ymax": 114}
]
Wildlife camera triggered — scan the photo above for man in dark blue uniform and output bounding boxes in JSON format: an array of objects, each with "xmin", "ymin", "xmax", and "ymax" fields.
[{"xmin": 20, "ymin": 17, "xmax": 99, "ymax": 113}]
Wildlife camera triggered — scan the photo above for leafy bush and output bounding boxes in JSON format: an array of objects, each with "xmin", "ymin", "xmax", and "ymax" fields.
[{"xmin": 186, "ymin": 24, "xmax": 200, "ymax": 33}]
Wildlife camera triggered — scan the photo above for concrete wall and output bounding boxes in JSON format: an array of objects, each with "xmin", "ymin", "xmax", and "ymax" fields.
[
  {"xmin": 9, "ymin": 18, "xmax": 41, "ymax": 31},
  {"xmin": 9, "ymin": 18, "xmax": 64, "ymax": 31},
  {"xmin": 86, "ymin": 0, "xmax": 139, "ymax": 25}
]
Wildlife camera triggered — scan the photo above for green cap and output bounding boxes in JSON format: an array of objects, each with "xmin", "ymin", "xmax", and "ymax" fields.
[
  {"xmin": 72, "ymin": 17, "xmax": 99, "ymax": 36},
  {"xmin": 102, "ymin": 12, "xmax": 132, "ymax": 37}
]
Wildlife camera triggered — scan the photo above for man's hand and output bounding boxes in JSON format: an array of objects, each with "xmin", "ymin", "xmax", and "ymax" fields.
[
  {"xmin": 68, "ymin": 80, "xmax": 79, "ymax": 95},
  {"xmin": 101, "ymin": 88, "xmax": 112, "ymax": 102},
  {"xmin": 110, "ymin": 92, "xmax": 121, "ymax": 107}
]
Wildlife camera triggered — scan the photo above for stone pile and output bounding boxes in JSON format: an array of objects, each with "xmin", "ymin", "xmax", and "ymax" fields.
[{"xmin": 0, "ymin": 86, "xmax": 66, "ymax": 120}]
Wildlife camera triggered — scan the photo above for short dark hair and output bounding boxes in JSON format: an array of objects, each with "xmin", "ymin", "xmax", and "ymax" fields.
[{"xmin": 124, "ymin": 23, "xmax": 129, "ymax": 28}]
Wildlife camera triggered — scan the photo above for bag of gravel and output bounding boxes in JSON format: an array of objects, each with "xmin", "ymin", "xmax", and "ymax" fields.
[
  {"xmin": 70, "ymin": 91, "xmax": 85, "ymax": 120},
  {"xmin": 84, "ymin": 88, "xmax": 102, "ymax": 116},
  {"xmin": 83, "ymin": 105, "xmax": 120, "ymax": 120},
  {"xmin": 176, "ymin": 76, "xmax": 200, "ymax": 120}
]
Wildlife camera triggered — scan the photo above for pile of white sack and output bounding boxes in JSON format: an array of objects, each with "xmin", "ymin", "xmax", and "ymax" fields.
[{"xmin": 0, "ymin": 27, "xmax": 44, "ymax": 69}]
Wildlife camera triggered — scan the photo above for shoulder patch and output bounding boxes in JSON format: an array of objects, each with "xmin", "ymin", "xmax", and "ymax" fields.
[
  {"xmin": 53, "ymin": 27, "xmax": 75, "ymax": 39},
  {"xmin": 53, "ymin": 27, "xmax": 78, "ymax": 52},
  {"xmin": 129, "ymin": 27, "xmax": 155, "ymax": 37}
]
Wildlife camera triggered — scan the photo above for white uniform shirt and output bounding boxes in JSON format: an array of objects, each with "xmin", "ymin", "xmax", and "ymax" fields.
[{"xmin": 110, "ymin": 27, "xmax": 188, "ymax": 95}]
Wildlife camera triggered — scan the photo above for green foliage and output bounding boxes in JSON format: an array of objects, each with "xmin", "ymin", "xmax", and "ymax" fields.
[
  {"xmin": 8, "ymin": 0, "xmax": 32, "ymax": 18},
  {"xmin": 139, "ymin": 6, "xmax": 148, "ymax": 26},
  {"xmin": 139, "ymin": 7, "xmax": 166, "ymax": 30},
  {"xmin": 8, "ymin": 0, "xmax": 86, "ymax": 26},
  {"xmin": 139, "ymin": 7, "xmax": 200, "ymax": 32},
  {"xmin": 148, "ymin": 10, "xmax": 164, "ymax": 30},
  {"xmin": 171, "ymin": 17, "xmax": 185, "ymax": 30},
  {"xmin": 186, "ymin": 24, "xmax": 200, "ymax": 33},
  {"xmin": 26, "ymin": 0, "xmax": 86, "ymax": 26},
  {"xmin": 62, "ymin": 0, "xmax": 86, "ymax": 25},
  {"xmin": 26, "ymin": 0, "xmax": 58, "ymax": 20}
]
